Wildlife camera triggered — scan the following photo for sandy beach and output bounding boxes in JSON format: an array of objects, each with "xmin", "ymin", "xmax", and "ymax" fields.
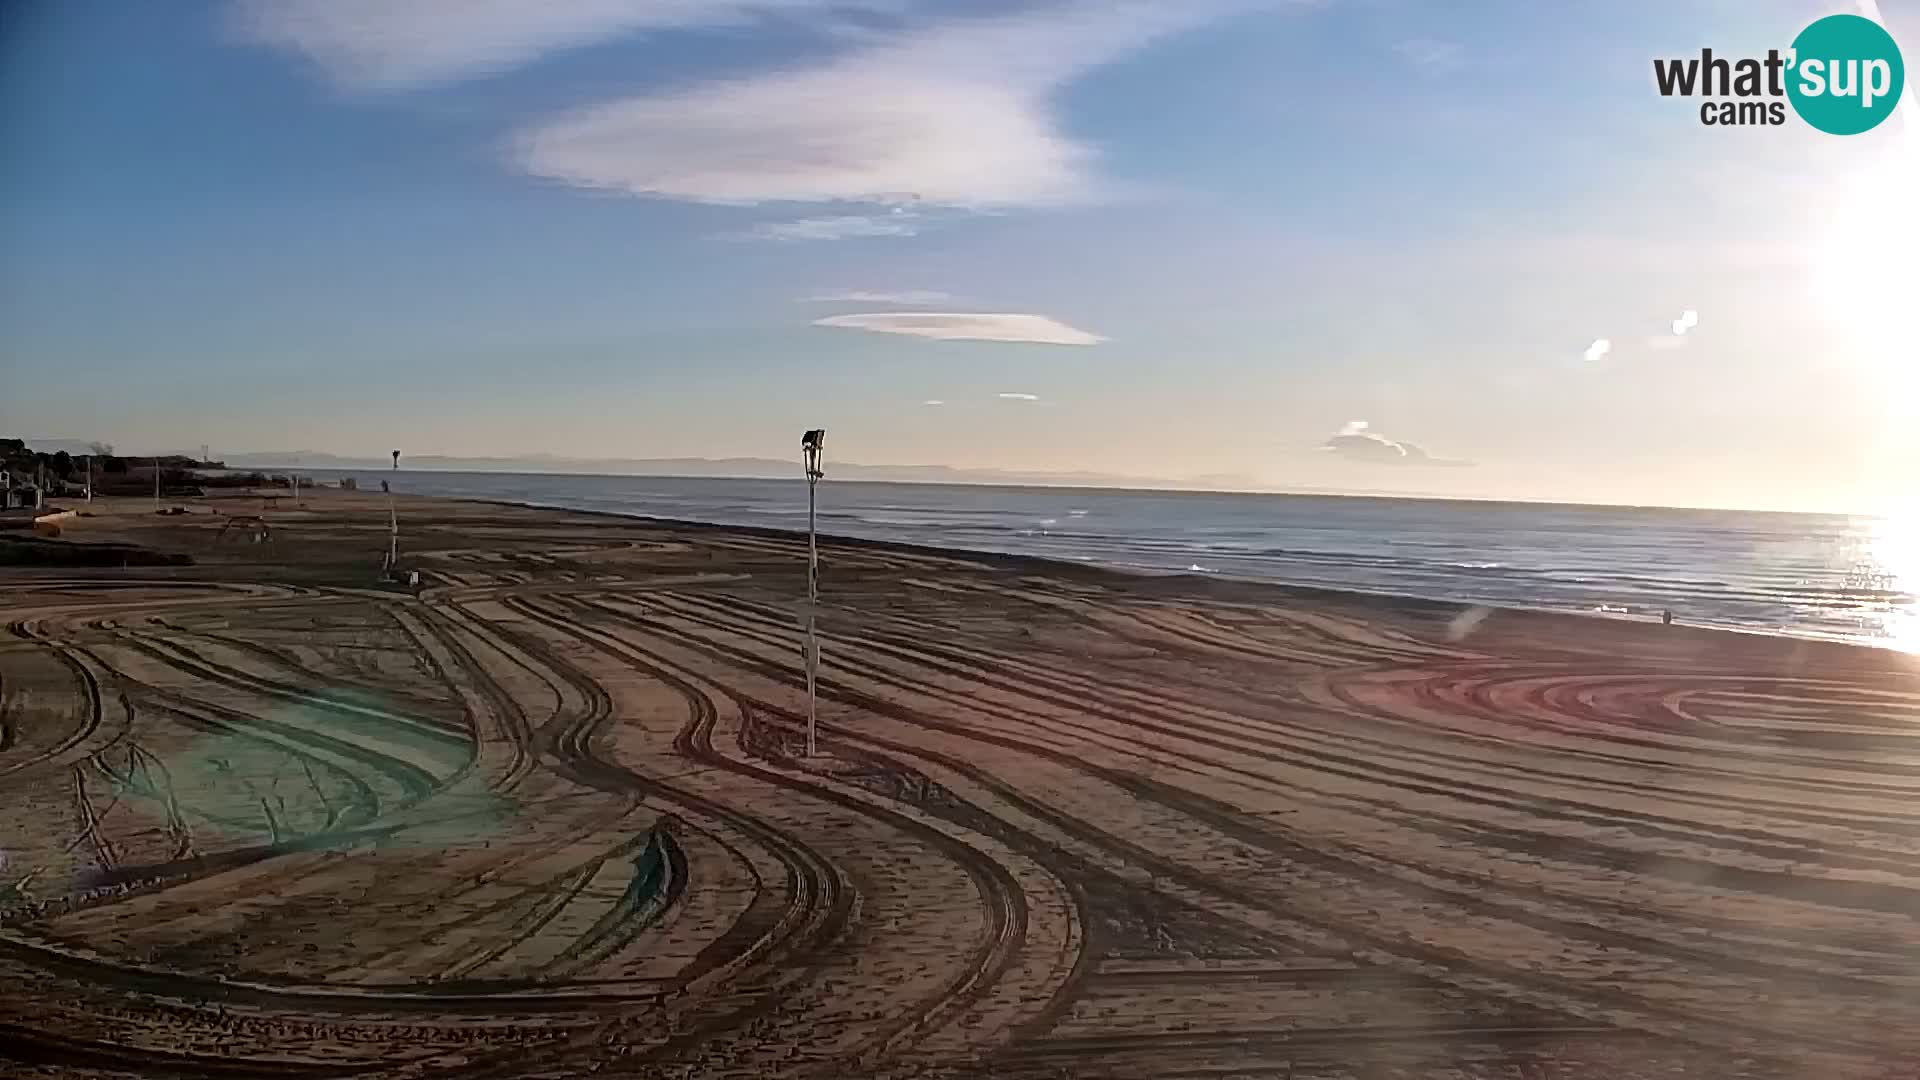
[{"xmin": 4, "ymin": 489, "xmax": 1919, "ymax": 1079}]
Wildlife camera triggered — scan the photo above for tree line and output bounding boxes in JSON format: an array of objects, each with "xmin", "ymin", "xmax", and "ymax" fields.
[{"xmin": 1, "ymin": 439, "xmax": 301, "ymax": 494}]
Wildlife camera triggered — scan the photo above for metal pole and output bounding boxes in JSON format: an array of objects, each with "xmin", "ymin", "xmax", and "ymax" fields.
[
  {"xmin": 84, "ymin": 456, "xmax": 91, "ymax": 502},
  {"xmin": 387, "ymin": 450, "xmax": 400, "ymax": 572},
  {"xmin": 800, "ymin": 428, "xmax": 825, "ymax": 757},
  {"xmin": 153, "ymin": 457, "xmax": 161, "ymax": 509},
  {"xmin": 805, "ymin": 472, "xmax": 819, "ymax": 756}
]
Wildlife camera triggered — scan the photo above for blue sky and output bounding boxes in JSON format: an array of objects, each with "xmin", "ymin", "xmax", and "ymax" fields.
[{"xmin": 2, "ymin": 0, "xmax": 1915, "ymax": 511}]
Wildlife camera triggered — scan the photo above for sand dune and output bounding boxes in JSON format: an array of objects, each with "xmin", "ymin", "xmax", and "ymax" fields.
[{"xmin": 3, "ymin": 491, "xmax": 1918, "ymax": 1078}]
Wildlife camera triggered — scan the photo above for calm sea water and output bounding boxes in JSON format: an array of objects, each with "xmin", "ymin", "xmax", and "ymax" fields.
[{"xmin": 300, "ymin": 470, "xmax": 1915, "ymax": 650}]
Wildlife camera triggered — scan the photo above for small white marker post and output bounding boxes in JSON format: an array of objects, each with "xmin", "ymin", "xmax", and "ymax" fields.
[{"xmin": 801, "ymin": 429, "xmax": 826, "ymax": 756}]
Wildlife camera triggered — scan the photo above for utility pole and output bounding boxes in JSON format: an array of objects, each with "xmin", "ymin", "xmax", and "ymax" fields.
[
  {"xmin": 152, "ymin": 456, "xmax": 161, "ymax": 510},
  {"xmin": 83, "ymin": 456, "xmax": 92, "ymax": 502},
  {"xmin": 800, "ymin": 429, "xmax": 826, "ymax": 756}
]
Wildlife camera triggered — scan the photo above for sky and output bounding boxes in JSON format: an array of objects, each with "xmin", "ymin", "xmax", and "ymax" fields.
[{"xmin": 1, "ymin": 0, "xmax": 1916, "ymax": 513}]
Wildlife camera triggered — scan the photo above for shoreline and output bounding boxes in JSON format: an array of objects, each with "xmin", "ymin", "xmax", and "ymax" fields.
[
  {"xmin": 456, "ymin": 493, "xmax": 1918, "ymax": 665},
  {"xmin": 224, "ymin": 470, "xmax": 1906, "ymax": 653},
  {"xmin": 20, "ymin": 486, "xmax": 1916, "ymax": 667}
]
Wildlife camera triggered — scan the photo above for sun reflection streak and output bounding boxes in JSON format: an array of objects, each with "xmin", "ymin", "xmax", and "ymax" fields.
[{"xmin": 1868, "ymin": 507, "xmax": 1919, "ymax": 652}]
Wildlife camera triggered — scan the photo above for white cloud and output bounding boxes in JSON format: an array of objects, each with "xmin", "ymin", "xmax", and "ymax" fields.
[
  {"xmin": 1320, "ymin": 421, "xmax": 1466, "ymax": 466},
  {"xmin": 814, "ymin": 312, "xmax": 1104, "ymax": 345},
  {"xmin": 922, "ymin": 399, "xmax": 945, "ymax": 406},
  {"xmin": 1671, "ymin": 308, "xmax": 1700, "ymax": 336},
  {"xmin": 1582, "ymin": 338, "xmax": 1612, "ymax": 363},
  {"xmin": 998, "ymin": 392, "xmax": 1040, "ymax": 401},
  {"xmin": 1393, "ymin": 38, "xmax": 1462, "ymax": 72},
  {"xmin": 514, "ymin": 1, "xmax": 1267, "ymax": 208},
  {"xmin": 809, "ymin": 289, "xmax": 952, "ymax": 304},
  {"xmin": 231, "ymin": 0, "xmax": 900, "ymax": 90},
  {"xmin": 741, "ymin": 214, "xmax": 919, "ymax": 241}
]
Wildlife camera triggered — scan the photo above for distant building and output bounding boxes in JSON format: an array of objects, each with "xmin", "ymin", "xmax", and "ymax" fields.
[{"xmin": 3, "ymin": 476, "xmax": 42, "ymax": 512}]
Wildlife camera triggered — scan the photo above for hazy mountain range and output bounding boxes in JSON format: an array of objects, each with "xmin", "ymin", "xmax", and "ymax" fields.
[
  {"xmin": 25, "ymin": 441, "xmax": 1437, "ymax": 500},
  {"xmin": 21, "ymin": 440, "xmax": 1158, "ymax": 485}
]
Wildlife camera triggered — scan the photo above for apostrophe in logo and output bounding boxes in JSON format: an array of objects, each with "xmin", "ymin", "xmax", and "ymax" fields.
[
  {"xmin": 1787, "ymin": 14, "xmax": 1905, "ymax": 135},
  {"xmin": 1653, "ymin": 12, "xmax": 1905, "ymax": 134}
]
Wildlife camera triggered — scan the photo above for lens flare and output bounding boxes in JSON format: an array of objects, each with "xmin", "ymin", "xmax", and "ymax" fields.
[{"xmin": 1811, "ymin": 145, "xmax": 1918, "ymax": 386}]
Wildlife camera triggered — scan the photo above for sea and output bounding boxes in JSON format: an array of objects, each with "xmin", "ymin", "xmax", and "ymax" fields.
[{"xmin": 294, "ymin": 470, "xmax": 1915, "ymax": 651}]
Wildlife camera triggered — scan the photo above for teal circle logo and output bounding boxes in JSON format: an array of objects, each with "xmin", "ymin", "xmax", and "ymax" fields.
[{"xmin": 1787, "ymin": 14, "xmax": 1905, "ymax": 135}]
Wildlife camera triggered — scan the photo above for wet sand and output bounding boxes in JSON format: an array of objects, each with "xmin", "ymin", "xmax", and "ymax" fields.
[{"xmin": 3, "ymin": 489, "xmax": 1919, "ymax": 1079}]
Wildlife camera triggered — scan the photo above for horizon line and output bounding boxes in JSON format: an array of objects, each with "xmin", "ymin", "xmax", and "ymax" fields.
[{"xmin": 225, "ymin": 460, "xmax": 1872, "ymax": 518}]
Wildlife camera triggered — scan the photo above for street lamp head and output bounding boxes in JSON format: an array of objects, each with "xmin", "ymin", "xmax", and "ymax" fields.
[
  {"xmin": 391, "ymin": 450, "xmax": 401, "ymax": 468},
  {"xmin": 801, "ymin": 429, "xmax": 825, "ymax": 480}
]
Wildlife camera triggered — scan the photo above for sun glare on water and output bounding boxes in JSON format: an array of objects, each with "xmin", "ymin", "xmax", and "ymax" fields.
[
  {"xmin": 1813, "ymin": 94, "xmax": 1916, "ymax": 654},
  {"xmin": 1867, "ymin": 508, "xmax": 1920, "ymax": 652}
]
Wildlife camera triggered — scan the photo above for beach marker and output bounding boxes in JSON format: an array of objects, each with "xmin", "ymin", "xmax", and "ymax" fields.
[{"xmin": 802, "ymin": 428, "xmax": 826, "ymax": 757}]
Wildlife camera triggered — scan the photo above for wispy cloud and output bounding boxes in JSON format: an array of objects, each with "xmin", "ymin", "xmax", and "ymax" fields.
[
  {"xmin": 246, "ymin": 0, "xmax": 1284, "ymax": 217},
  {"xmin": 1393, "ymin": 38, "xmax": 1463, "ymax": 73},
  {"xmin": 1319, "ymin": 420, "xmax": 1467, "ymax": 466},
  {"xmin": 814, "ymin": 312, "xmax": 1104, "ymax": 345},
  {"xmin": 231, "ymin": 0, "xmax": 901, "ymax": 91},
  {"xmin": 739, "ymin": 213, "xmax": 919, "ymax": 241},
  {"xmin": 922, "ymin": 398, "xmax": 946, "ymax": 406},
  {"xmin": 514, "ymin": 1, "xmax": 1269, "ymax": 208},
  {"xmin": 809, "ymin": 289, "xmax": 952, "ymax": 304},
  {"xmin": 998, "ymin": 392, "xmax": 1040, "ymax": 401}
]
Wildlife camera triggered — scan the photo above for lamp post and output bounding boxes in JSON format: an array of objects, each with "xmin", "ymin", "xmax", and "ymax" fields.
[
  {"xmin": 801, "ymin": 429, "xmax": 826, "ymax": 756},
  {"xmin": 387, "ymin": 449, "xmax": 401, "ymax": 573}
]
